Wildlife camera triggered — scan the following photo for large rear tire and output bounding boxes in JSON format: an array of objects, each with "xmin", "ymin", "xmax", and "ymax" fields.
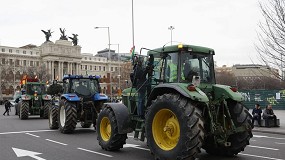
[
  {"xmin": 49, "ymin": 105, "xmax": 59, "ymax": 129},
  {"xmin": 97, "ymin": 107, "xmax": 127, "ymax": 151},
  {"xmin": 43, "ymin": 100, "xmax": 51, "ymax": 119},
  {"xmin": 20, "ymin": 101, "xmax": 29, "ymax": 120},
  {"xmin": 58, "ymin": 99, "xmax": 77, "ymax": 134},
  {"xmin": 203, "ymin": 100, "xmax": 253, "ymax": 156},
  {"xmin": 145, "ymin": 93, "xmax": 205, "ymax": 160}
]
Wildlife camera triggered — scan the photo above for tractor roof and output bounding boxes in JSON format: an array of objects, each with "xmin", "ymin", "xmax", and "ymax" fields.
[
  {"xmin": 148, "ymin": 44, "xmax": 214, "ymax": 55},
  {"xmin": 62, "ymin": 74, "xmax": 101, "ymax": 80}
]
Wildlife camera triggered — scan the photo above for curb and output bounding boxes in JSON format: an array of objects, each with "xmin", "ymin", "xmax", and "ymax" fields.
[{"xmin": 252, "ymin": 129, "xmax": 285, "ymax": 136}]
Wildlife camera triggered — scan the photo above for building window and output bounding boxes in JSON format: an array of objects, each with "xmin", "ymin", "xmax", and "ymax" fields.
[
  {"xmin": 94, "ymin": 66, "xmax": 97, "ymax": 70},
  {"xmin": 1, "ymin": 48, "xmax": 5, "ymax": 52},
  {"xmin": 1, "ymin": 58, "xmax": 5, "ymax": 64},
  {"xmin": 115, "ymin": 67, "xmax": 118, "ymax": 71},
  {"xmin": 9, "ymin": 49, "xmax": 12, "ymax": 53},
  {"xmin": 30, "ymin": 61, "xmax": 33, "ymax": 66},
  {"xmin": 111, "ymin": 67, "xmax": 113, "ymax": 71},
  {"xmin": 98, "ymin": 58, "xmax": 100, "ymax": 61},
  {"xmin": 99, "ymin": 66, "xmax": 101, "ymax": 71},
  {"xmin": 9, "ymin": 59, "xmax": 13, "ymax": 65},
  {"xmin": 85, "ymin": 57, "xmax": 87, "ymax": 60},
  {"xmin": 90, "ymin": 65, "xmax": 92, "ymax": 70},
  {"xmin": 85, "ymin": 65, "xmax": 87, "ymax": 70},
  {"xmin": 103, "ymin": 66, "xmax": 106, "ymax": 71},
  {"xmin": 16, "ymin": 50, "xmax": 19, "ymax": 53},
  {"xmin": 16, "ymin": 60, "xmax": 20, "ymax": 66},
  {"xmin": 81, "ymin": 65, "xmax": 82, "ymax": 69},
  {"xmin": 23, "ymin": 50, "xmax": 26, "ymax": 54},
  {"xmin": 89, "ymin": 58, "xmax": 91, "ymax": 60},
  {"xmin": 23, "ymin": 60, "xmax": 27, "ymax": 66},
  {"xmin": 30, "ymin": 51, "xmax": 33, "ymax": 55},
  {"xmin": 36, "ymin": 61, "xmax": 39, "ymax": 66}
]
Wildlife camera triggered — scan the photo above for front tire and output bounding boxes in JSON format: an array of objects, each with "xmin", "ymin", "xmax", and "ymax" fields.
[
  {"xmin": 43, "ymin": 101, "xmax": 51, "ymax": 119},
  {"xmin": 58, "ymin": 99, "xmax": 77, "ymax": 134},
  {"xmin": 145, "ymin": 93, "xmax": 205, "ymax": 160},
  {"xmin": 49, "ymin": 105, "xmax": 59, "ymax": 129},
  {"xmin": 203, "ymin": 100, "xmax": 252, "ymax": 156},
  {"xmin": 20, "ymin": 101, "xmax": 29, "ymax": 120},
  {"xmin": 97, "ymin": 107, "xmax": 127, "ymax": 151}
]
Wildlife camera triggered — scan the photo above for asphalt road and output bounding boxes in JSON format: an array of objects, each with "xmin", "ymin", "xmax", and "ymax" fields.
[{"xmin": 1, "ymin": 105, "xmax": 285, "ymax": 160}]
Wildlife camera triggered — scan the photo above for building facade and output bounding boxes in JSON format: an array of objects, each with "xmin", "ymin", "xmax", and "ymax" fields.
[{"xmin": 0, "ymin": 39, "xmax": 132, "ymax": 99}]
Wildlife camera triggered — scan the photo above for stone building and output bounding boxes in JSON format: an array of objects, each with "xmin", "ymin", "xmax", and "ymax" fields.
[{"xmin": 0, "ymin": 39, "xmax": 132, "ymax": 99}]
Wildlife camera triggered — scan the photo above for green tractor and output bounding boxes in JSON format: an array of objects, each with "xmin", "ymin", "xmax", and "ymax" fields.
[
  {"xmin": 19, "ymin": 78, "xmax": 52, "ymax": 119},
  {"xmin": 97, "ymin": 44, "xmax": 253, "ymax": 160}
]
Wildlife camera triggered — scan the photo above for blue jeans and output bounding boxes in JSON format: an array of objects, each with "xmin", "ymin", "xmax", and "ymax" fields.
[{"xmin": 137, "ymin": 90, "xmax": 146, "ymax": 116}]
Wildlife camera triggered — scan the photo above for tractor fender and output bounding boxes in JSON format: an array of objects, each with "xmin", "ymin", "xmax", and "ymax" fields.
[
  {"xmin": 213, "ymin": 84, "xmax": 244, "ymax": 102},
  {"xmin": 21, "ymin": 94, "xmax": 31, "ymax": 101},
  {"xmin": 42, "ymin": 94, "xmax": 52, "ymax": 100},
  {"xmin": 147, "ymin": 83, "xmax": 209, "ymax": 106},
  {"xmin": 94, "ymin": 93, "xmax": 108, "ymax": 101},
  {"xmin": 61, "ymin": 94, "xmax": 80, "ymax": 102},
  {"xmin": 103, "ymin": 103, "xmax": 133, "ymax": 134}
]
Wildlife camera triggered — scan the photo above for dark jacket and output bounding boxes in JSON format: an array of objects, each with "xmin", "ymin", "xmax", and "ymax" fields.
[
  {"xmin": 262, "ymin": 108, "xmax": 274, "ymax": 119},
  {"xmin": 135, "ymin": 65, "xmax": 147, "ymax": 92},
  {"xmin": 5, "ymin": 101, "xmax": 12, "ymax": 109},
  {"xmin": 252, "ymin": 108, "xmax": 262, "ymax": 116}
]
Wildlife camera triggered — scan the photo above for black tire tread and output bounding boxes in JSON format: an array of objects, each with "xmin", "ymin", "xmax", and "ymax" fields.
[
  {"xmin": 43, "ymin": 100, "xmax": 51, "ymax": 119},
  {"xmin": 97, "ymin": 107, "xmax": 127, "ymax": 151},
  {"xmin": 59, "ymin": 99, "xmax": 77, "ymax": 134},
  {"xmin": 145, "ymin": 93, "xmax": 205, "ymax": 160},
  {"xmin": 20, "ymin": 101, "xmax": 29, "ymax": 120},
  {"xmin": 49, "ymin": 105, "xmax": 59, "ymax": 129}
]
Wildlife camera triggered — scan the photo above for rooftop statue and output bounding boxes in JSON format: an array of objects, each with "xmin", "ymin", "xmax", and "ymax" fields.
[
  {"xmin": 69, "ymin": 34, "xmax": 78, "ymax": 46},
  {"xmin": 41, "ymin": 29, "xmax": 53, "ymax": 42},
  {"xmin": 59, "ymin": 28, "xmax": 68, "ymax": 40}
]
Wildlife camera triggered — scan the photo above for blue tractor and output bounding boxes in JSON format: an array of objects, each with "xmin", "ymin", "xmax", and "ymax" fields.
[{"xmin": 48, "ymin": 75, "xmax": 108, "ymax": 133}]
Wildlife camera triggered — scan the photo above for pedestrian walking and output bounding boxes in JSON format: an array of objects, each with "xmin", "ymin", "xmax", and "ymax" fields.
[{"xmin": 3, "ymin": 100, "xmax": 12, "ymax": 116}]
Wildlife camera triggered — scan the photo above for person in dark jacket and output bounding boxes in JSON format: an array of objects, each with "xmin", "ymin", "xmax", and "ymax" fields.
[
  {"xmin": 263, "ymin": 104, "xmax": 278, "ymax": 127},
  {"xmin": 3, "ymin": 100, "xmax": 12, "ymax": 116},
  {"xmin": 135, "ymin": 58, "xmax": 148, "ymax": 119},
  {"xmin": 252, "ymin": 103, "xmax": 262, "ymax": 126}
]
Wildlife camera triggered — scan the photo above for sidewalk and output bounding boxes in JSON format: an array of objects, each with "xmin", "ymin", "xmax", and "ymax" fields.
[{"xmin": 250, "ymin": 109, "xmax": 285, "ymax": 135}]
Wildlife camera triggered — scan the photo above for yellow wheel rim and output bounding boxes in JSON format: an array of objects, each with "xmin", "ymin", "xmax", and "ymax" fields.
[
  {"xmin": 100, "ymin": 117, "xmax": 111, "ymax": 141},
  {"xmin": 152, "ymin": 109, "xmax": 180, "ymax": 151}
]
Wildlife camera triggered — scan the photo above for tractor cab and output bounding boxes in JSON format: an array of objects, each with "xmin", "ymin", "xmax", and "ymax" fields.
[{"xmin": 148, "ymin": 44, "xmax": 215, "ymax": 85}]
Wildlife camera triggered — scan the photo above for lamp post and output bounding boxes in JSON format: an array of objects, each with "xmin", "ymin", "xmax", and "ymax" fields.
[
  {"xmin": 110, "ymin": 44, "xmax": 121, "ymax": 92},
  {"xmin": 94, "ymin": 26, "xmax": 112, "ymax": 100},
  {"xmin": 168, "ymin": 26, "xmax": 175, "ymax": 45}
]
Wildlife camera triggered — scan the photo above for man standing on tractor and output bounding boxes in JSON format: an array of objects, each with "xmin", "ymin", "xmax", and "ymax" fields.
[{"xmin": 135, "ymin": 58, "xmax": 148, "ymax": 119}]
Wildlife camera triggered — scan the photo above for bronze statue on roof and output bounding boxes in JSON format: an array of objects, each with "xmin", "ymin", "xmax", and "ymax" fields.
[{"xmin": 41, "ymin": 29, "xmax": 53, "ymax": 42}]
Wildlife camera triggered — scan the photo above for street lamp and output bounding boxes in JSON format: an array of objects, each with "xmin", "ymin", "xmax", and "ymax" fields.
[
  {"xmin": 168, "ymin": 26, "xmax": 175, "ymax": 45},
  {"xmin": 110, "ymin": 44, "xmax": 121, "ymax": 91},
  {"xmin": 94, "ymin": 26, "xmax": 112, "ymax": 100}
]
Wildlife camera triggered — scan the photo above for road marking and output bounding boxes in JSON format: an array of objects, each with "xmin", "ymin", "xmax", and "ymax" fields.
[
  {"xmin": 248, "ymin": 145, "xmax": 279, "ymax": 151},
  {"xmin": 25, "ymin": 133, "xmax": 40, "ymax": 138},
  {"xmin": 240, "ymin": 153, "xmax": 283, "ymax": 160},
  {"xmin": 45, "ymin": 139, "xmax": 67, "ymax": 146},
  {"xmin": 77, "ymin": 148, "xmax": 113, "ymax": 157},
  {"xmin": 124, "ymin": 144, "xmax": 150, "ymax": 151},
  {"xmin": 250, "ymin": 139, "xmax": 256, "ymax": 141},
  {"xmin": 254, "ymin": 135, "xmax": 285, "ymax": 140},
  {"xmin": 12, "ymin": 147, "xmax": 46, "ymax": 160},
  {"xmin": 0, "ymin": 130, "xmax": 56, "ymax": 135},
  {"xmin": 275, "ymin": 142, "xmax": 285, "ymax": 145}
]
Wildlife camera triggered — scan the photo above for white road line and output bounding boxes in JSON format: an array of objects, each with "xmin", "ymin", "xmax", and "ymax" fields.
[
  {"xmin": 250, "ymin": 139, "xmax": 257, "ymax": 141},
  {"xmin": 240, "ymin": 153, "xmax": 284, "ymax": 160},
  {"xmin": 45, "ymin": 139, "xmax": 67, "ymax": 146},
  {"xmin": 248, "ymin": 145, "xmax": 279, "ymax": 151},
  {"xmin": 25, "ymin": 133, "xmax": 40, "ymax": 138},
  {"xmin": 77, "ymin": 148, "xmax": 113, "ymax": 157},
  {"xmin": 254, "ymin": 135, "xmax": 285, "ymax": 140},
  {"xmin": 275, "ymin": 142, "xmax": 285, "ymax": 145},
  {"xmin": 124, "ymin": 144, "xmax": 150, "ymax": 151},
  {"xmin": 0, "ymin": 130, "xmax": 56, "ymax": 135}
]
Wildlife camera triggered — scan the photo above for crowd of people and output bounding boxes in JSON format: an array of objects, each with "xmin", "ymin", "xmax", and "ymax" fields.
[{"xmin": 252, "ymin": 103, "xmax": 279, "ymax": 127}]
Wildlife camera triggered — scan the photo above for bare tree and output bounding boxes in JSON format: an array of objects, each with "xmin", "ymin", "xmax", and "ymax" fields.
[{"xmin": 256, "ymin": 0, "xmax": 285, "ymax": 80}]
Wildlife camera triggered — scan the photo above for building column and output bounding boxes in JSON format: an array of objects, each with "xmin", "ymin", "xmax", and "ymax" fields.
[{"xmin": 51, "ymin": 61, "xmax": 54, "ymax": 80}]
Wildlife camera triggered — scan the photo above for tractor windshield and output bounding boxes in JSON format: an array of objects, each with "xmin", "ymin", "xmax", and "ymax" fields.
[
  {"xmin": 70, "ymin": 79, "xmax": 99, "ymax": 96},
  {"xmin": 26, "ymin": 84, "xmax": 46, "ymax": 95},
  {"xmin": 152, "ymin": 51, "xmax": 214, "ymax": 84},
  {"xmin": 180, "ymin": 52, "xmax": 214, "ymax": 83}
]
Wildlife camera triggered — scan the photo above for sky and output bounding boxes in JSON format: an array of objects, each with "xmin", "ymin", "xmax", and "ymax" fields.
[{"xmin": 0, "ymin": 0, "xmax": 263, "ymax": 67}]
